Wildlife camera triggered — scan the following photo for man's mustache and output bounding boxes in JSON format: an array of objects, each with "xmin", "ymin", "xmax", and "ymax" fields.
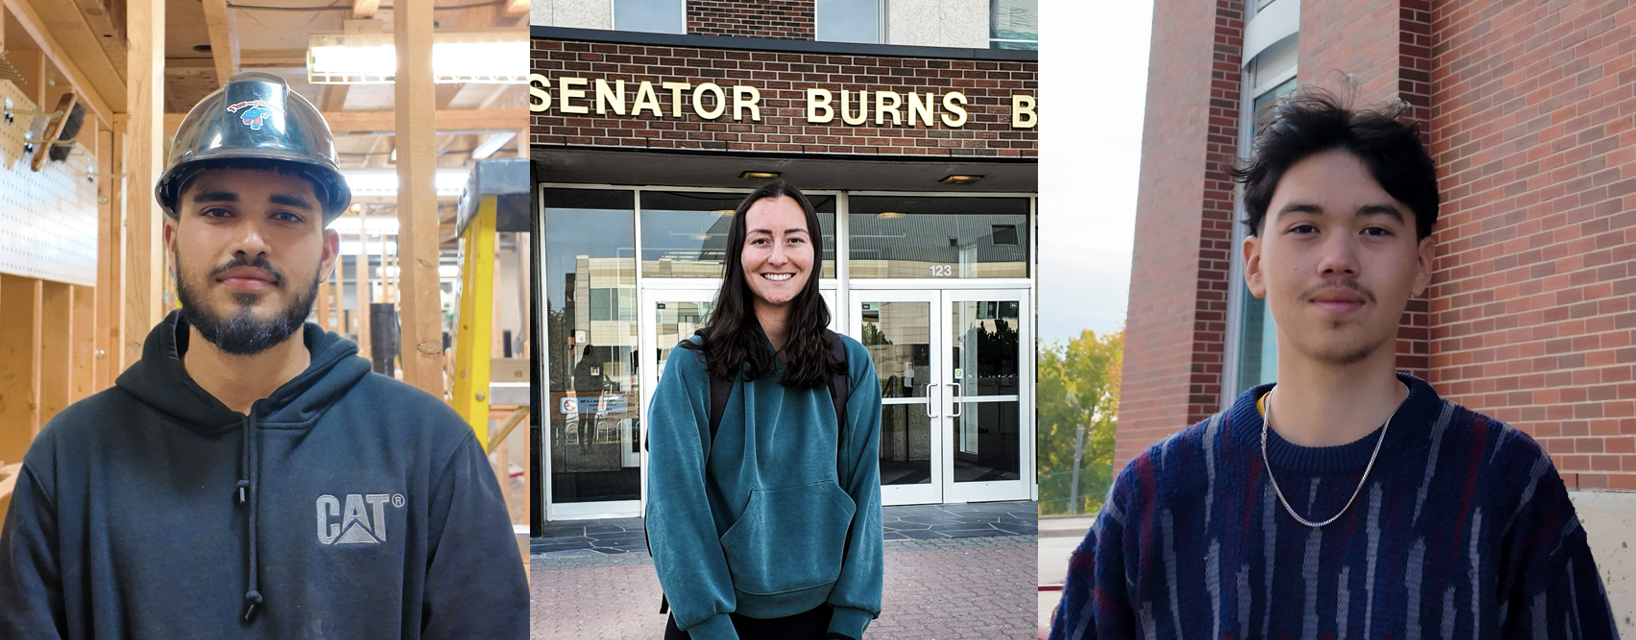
[
  {"xmin": 1298, "ymin": 278, "xmax": 1376, "ymax": 304},
  {"xmin": 208, "ymin": 254, "xmax": 286, "ymax": 287}
]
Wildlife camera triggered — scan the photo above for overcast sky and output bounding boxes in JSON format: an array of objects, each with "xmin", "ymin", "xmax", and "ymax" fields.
[{"xmin": 1036, "ymin": 0, "xmax": 1154, "ymax": 345}]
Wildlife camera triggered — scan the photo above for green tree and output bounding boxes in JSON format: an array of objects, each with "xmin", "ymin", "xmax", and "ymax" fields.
[{"xmin": 1037, "ymin": 329, "xmax": 1122, "ymax": 516}]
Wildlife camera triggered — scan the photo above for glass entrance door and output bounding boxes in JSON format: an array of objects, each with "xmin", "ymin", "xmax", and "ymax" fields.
[
  {"xmin": 855, "ymin": 291, "xmax": 943, "ymax": 505},
  {"xmin": 852, "ymin": 289, "xmax": 1033, "ymax": 505}
]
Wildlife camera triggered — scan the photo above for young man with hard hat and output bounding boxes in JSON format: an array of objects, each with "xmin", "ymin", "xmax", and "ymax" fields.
[
  {"xmin": 0, "ymin": 72, "xmax": 528, "ymax": 638},
  {"xmin": 1049, "ymin": 90, "xmax": 1618, "ymax": 638}
]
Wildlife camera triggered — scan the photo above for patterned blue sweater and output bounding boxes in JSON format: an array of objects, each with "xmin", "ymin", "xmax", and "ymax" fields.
[{"xmin": 1050, "ymin": 374, "xmax": 1619, "ymax": 639}]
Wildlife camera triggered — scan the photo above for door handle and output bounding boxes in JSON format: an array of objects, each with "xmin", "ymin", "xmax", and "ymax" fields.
[
  {"xmin": 925, "ymin": 382, "xmax": 940, "ymax": 418},
  {"xmin": 945, "ymin": 382, "xmax": 963, "ymax": 418}
]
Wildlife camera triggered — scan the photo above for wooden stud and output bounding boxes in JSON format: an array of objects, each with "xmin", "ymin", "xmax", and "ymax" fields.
[
  {"xmin": 0, "ymin": 275, "xmax": 43, "ymax": 463},
  {"xmin": 70, "ymin": 285, "xmax": 94, "ymax": 401},
  {"xmin": 355, "ymin": 228, "xmax": 370, "ymax": 357},
  {"xmin": 38, "ymin": 282, "xmax": 70, "ymax": 425},
  {"xmin": 126, "ymin": 0, "xmax": 166, "ymax": 361},
  {"xmin": 396, "ymin": 0, "xmax": 446, "ymax": 396},
  {"xmin": 199, "ymin": 0, "xmax": 241, "ymax": 88},
  {"xmin": 316, "ymin": 267, "xmax": 331, "ymax": 332},
  {"xmin": 98, "ymin": 117, "xmax": 127, "ymax": 387}
]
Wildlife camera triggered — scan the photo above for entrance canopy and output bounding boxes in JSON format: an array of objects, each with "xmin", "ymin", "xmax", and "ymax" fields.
[{"xmin": 531, "ymin": 147, "xmax": 1038, "ymax": 194}]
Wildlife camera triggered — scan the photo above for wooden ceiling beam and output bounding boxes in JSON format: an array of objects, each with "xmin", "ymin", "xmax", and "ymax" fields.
[
  {"xmin": 322, "ymin": 85, "xmax": 351, "ymax": 112},
  {"xmin": 0, "ymin": 0, "xmax": 114, "ymax": 123},
  {"xmin": 352, "ymin": 0, "xmax": 381, "ymax": 20},
  {"xmin": 199, "ymin": 0, "xmax": 241, "ymax": 88}
]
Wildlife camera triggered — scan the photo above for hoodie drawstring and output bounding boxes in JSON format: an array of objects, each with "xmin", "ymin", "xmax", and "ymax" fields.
[{"xmin": 236, "ymin": 411, "xmax": 263, "ymax": 622}]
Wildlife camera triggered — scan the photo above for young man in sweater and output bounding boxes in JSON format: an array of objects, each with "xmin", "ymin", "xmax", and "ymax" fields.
[
  {"xmin": 1050, "ymin": 91, "xmax": 1619, "ymax": 638},
  {"xmin": 0, "ymin": 73, "xmax": 528, "ymax": 638}
]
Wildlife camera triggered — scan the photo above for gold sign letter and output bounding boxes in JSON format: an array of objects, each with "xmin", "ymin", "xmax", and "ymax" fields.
[
  {"xmin": 596, "ymin": 79, "xmax": 627, "ymax": 116},
  {"xmin": 1012, "ymin": 94, "xmax": 1037, "ymax": 129},
  {"xmin": 941, "ymin": 91, "xmax": 968, "ymax": 128},
  {"xmin": 734, "ymin": 85, "xmax": 762, "ymax": 121},
  {"xmin": 907, "ymin": 92, "xmax": 935, "ymax": 127},
  {"xmin": 694, "ymin": 83, "xmax": 727, "ymax": 120},
  {"xmin": 876, "ymin": 90, "xmax": 902, "ymax": 126},
  {"xmin": 841, "ymin": 90, "xmax": 869, "ymax": 126},
  {"xmin": 559, "ymin": 77, "xmax": 589, "ymax": 114},
  {"xmin": 807, "ymin": 88, "xmax": 835, "ymax": 123},
  {"xmin": 632, "ymin": 81, "xmax": 662, "ymax": 117},
  {"xmin": 661, "ymin": 82, "xmax": 691, "ymax": 118},
  {"xmin": 529, "ymin": 74, "xmax": 551, "ymax": 113}
]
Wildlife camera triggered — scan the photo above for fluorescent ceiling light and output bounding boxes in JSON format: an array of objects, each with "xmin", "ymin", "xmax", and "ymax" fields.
[
  {"xmin": 380, "ymin": 265, "xmax": 462, "ymax": 278},
  {"xmin": 344, "ymin": 170, "xmax": 468, "ymax": 197},
  {"xmin": 740, "ymin": 171, "xmax": 780, "ymax": 180},
  {"xmin": 339, "ymin": 241, "xmax": 398, "ymax": 254},
  {"xmin": 328, "ymin": 216, "xmax": 401, "ymax": 235},
  {"xmin": 308, "ymin": 31, "xmax": 528, "ymax": 84}
]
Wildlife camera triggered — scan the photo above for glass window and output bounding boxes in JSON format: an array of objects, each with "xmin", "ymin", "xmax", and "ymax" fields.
[
  {"xmin": 817, "ymin": 0, "xmax": 881, "ymax": 44},
  {"xmin": 1231, "ymin": 77, "xmax": 1297, "ymax": 396},
  {"xmin": 614, "ymin": 0, "xmax": 685, "ymax": 34},
  {"xmin": 849, "ymin": 196, "xmax": 1030, "ymax": 279},
  {"xmin": 543, "ymin": 189, "xmax": 641, "ymax": 504},
  {"xmin": 990, "ymin": 0, "xmax": 1038, "ymax": 50},
  {"xmin": 639, "ymin": 190, "xmax": 836, "ymax": 279}
]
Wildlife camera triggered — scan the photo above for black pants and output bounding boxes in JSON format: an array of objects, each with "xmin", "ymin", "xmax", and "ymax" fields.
[{"xmin": 663, "ymin": 603, "xmax": 833, "ymax": 640}]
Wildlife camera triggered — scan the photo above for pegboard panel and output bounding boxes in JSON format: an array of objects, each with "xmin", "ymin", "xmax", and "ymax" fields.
[{"xmin": 0, "ymin": 80, "xmax": 98, "ymax": 287}]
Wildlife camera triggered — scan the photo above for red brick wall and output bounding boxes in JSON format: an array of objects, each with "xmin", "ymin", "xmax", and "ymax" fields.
[
  {"xmin": 530, "ymin": 39, "xmax": 1038, "ymax": 157},
  {"xmin": 1113, "ymin": 0, "xmax": 1242, "ymax": 469},
  {"xmin": 1429, "ymin": 1, "xmax": 1636, "ymax": 490},
  {"xmin": 688, "ymin": 0, "xmax": 814, "ymax": 40}
]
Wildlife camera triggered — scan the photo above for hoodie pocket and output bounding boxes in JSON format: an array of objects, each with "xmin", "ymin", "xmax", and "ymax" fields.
[{"xmin": 718, "ymin": 480, "xmax": 857, "ymax": 596}]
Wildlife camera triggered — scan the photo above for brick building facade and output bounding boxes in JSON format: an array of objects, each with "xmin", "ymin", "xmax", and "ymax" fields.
[
  {"xmin": 531, "ymin": 2, "xmax": 1039, "ymax": 526},
  {"xmin": 1121, "ymin": 0, "xmax": 1636, "ymax": 619}
]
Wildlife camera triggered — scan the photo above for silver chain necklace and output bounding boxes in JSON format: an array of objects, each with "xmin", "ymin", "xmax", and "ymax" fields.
[{"xmin": 1260, "ymin": 387, "xmax": 1399, "ymax": 528}]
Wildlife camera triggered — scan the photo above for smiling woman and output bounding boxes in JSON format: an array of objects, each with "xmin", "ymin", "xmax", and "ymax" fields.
[{"xmin": 646, "ymin": 181, "xmax": 884, "ymax": 640}]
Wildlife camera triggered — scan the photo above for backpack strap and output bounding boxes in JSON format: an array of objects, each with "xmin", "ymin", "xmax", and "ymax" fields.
[{"xmin": 827, "ymin": 330, "xmax": 849, "ymax": 472}]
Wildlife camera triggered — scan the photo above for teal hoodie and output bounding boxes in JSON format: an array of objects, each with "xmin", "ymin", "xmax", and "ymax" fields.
[{"xmin": 646, "ymin": 332, "xmax": 883, "ymax": 640}]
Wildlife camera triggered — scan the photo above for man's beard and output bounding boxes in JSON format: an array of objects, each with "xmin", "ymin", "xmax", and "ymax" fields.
[{"xmin": 175, "ymin": 252, "xmax": 321, "ymax": 356}]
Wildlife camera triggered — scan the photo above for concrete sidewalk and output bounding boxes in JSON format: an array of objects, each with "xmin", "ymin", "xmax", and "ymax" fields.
[{"xmin": 531, "ymin": 501, "xmax": 1038, "ymax": 639}]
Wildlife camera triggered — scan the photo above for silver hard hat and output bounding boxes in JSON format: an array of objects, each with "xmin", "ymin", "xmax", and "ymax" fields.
[{"xmin": 156, "ymin": 71, "xmax": 351, "ymax": 223}]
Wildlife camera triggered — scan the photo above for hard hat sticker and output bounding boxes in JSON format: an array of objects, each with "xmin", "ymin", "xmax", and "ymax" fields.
[{"xmin": 226, "ymin": 100, "xmax": 279, "ymax": 131}]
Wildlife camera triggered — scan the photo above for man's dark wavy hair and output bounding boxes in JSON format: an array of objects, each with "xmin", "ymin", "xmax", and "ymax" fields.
[
  {"xmin": 1231, "ymin": 88, "xmax": 1440, "ymax": 240},
  {"xmin": 683, "ymin": 179, "xmax": 843, "ymax": 389}
]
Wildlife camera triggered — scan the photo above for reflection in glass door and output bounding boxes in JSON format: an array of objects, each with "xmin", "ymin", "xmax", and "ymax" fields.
[
  {"xmin": 852, "ymin": 289, "xmax": 1033, "ymax": 505},
  {"xmin": 856, "ymin": 292, "xmax": 943, "ymax": 505},
  {"xmin": 945, "ymin": 291, "xmax": 1029, "ymax": 504},
  {"xmin": 638, "ymin": 290, "xmax": 718, "ymax": 518}
]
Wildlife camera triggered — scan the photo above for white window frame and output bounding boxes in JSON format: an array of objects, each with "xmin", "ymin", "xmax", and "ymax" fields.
[
  {"xmin": 988, "ymin": 0, "xmax": 1039, "ymax": 49},
  {"xmin": 1222, "ymin": 58, "xmax": 1297, "ymax": 409},
  {"xmin": 816, "ymin": 0, "xmax": 887, "ymax": 44},
  {"xmin": 610, "ymin": 0, "xmax": 687, "ymax": 35}
]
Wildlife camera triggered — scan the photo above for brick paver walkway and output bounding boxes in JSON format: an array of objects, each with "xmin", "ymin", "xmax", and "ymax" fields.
[{"xmin": 531, "ymin": 502, "xmax": 1036, "ymax": 639}]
